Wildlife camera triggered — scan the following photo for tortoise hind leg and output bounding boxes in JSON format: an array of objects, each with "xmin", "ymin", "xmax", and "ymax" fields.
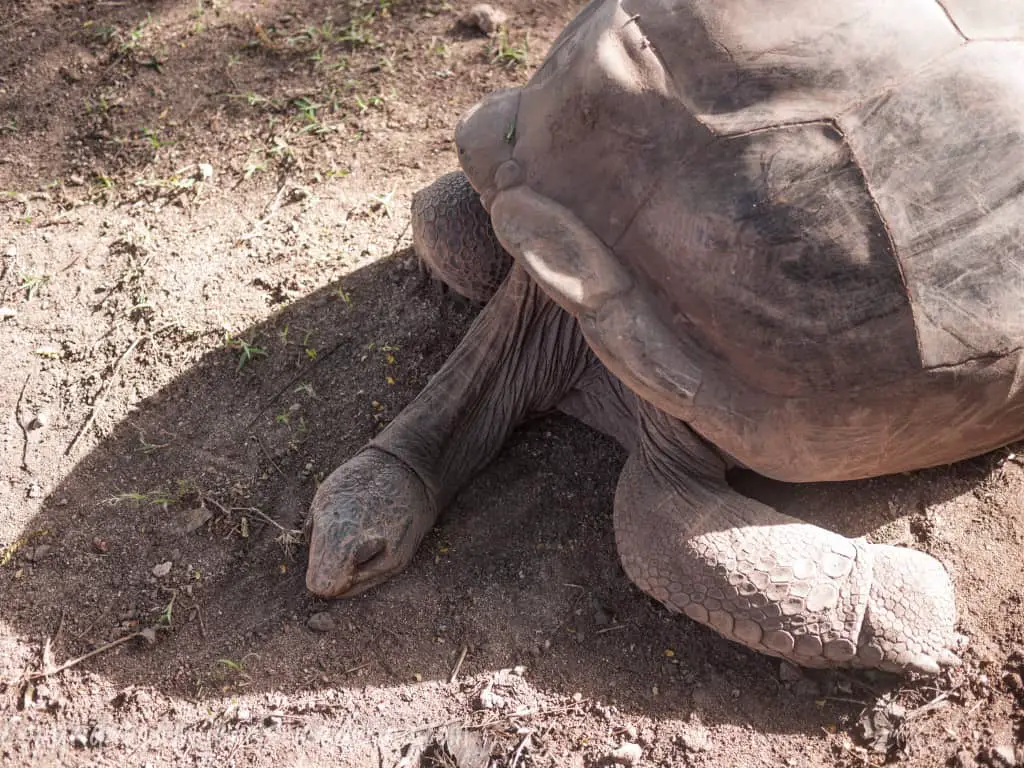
[
  {"xmin": 614, "ymin": 403, "xmax": 963, "ymax": 675},
  {"xmin": 412, "ymin": 171, "xmax": 513, "ymax": 302}
]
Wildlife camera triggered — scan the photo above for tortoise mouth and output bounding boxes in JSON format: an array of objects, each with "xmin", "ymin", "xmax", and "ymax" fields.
[{"xmin": 305, "ymin": 530, "xmax": 405, "ymax": 599}]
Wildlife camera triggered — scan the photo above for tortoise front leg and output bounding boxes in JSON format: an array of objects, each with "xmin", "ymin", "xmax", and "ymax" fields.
[
  {"xmin": 412, "ymin": 171, "xmax": 512, "ymax": 302},
  {"xmin": 306, "ymin": 264, "xmax": 589, "ymax": 597},
  {"xmin": 614, "ymin": 404, "xmax": 963, "ymax": 675}
]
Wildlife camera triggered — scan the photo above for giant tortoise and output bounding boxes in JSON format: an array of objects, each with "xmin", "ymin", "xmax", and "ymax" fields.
[{"xmin": 305, "ymin": 0, "xmax": 1024, "ymax": 675}]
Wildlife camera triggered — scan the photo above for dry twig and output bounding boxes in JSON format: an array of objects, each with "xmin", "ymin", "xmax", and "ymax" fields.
[
  {"xmin": 27, "ymin": 630, "xmax": 153, "ymax": 681},
  {"xmin": 449, "ymin": 645, "xmax": 469, "ymax": 684},
  {"xmin": 15, "ymin": 372, "xmax": 32, "ymax": 472},
  {"xmin": 66, "ymin": 324, "xmax": 176, "ymax": 455}
]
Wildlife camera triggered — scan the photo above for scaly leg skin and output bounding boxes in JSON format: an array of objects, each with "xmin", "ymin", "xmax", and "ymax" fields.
[
  {"xmin": 306, "ymin": 264, "xmax": 590, "ymax": 597},
  {"xmin": 411, "ymin": 171, "xmax": 512, "ymax": 302},
  {"xmin": 614, "ymin": 404, "xmax": 963, "ymax": 675}
]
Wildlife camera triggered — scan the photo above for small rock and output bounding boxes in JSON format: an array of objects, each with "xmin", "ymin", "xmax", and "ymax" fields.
[
  {"xmin": 151, "ymin": 561, "xmax": 172, "ymax": 578},
  {"xmin": 235, "ymin": 707, "xmax": 251, "ymax": 723},
  {"xmin": 618, "ymin": 724, "xmax": 638, "ymax": 741},
  {"xmin": 0, "ymin": 307, "xmax": 16, "ymax": 320},
  {"xmin": 610, "ymin": 742, "xmax": 642, "ymax": 766},
  {"xmin": 3, "ymin": 244, "xmax": 16, "ymax": 258},
  {"xmin": 986, "ymin": 744, "xmax": 1017, "ymax": 768},
  {"xmin": 92, "ymin": 537, "xmax": 109, "ymax": 554},
  {"xmin": 307, "ymin": 612, "xmax": 336, "ymax": 632},
  {"xmin": 29, "ymin": 412, "xmax": 49, "ymax": 430},
  {"xmin": 89, "ymin": 726, "xmax": 107, "ymax": 747},
  {"xmin": 461, "ymin": 3, "xmax": 508, "ymax": 35},
  {"xmin": 956, "ymin": 749, "xmax": 978, "ymax": 768},
  {"xmin": 678, "ymin": 724, "xmax": 710, "ymax": 753},
  {"xmin": 23, "ymin": 544, "xmax": 52, "ymax": 562},
  {"xmin": 139, "ymin": 628, "xmax": 158, "ymax": 645},
  {"xmin": 179, "ymin": 507, "xmax": 213, "ymax": 535},
  {"xmin": 478, "ymin": 682, "xmax": 502, "ymax": 710},
  {"xmin": 67, "ymin": 174, "xmax": 85, "ymax": 186}
]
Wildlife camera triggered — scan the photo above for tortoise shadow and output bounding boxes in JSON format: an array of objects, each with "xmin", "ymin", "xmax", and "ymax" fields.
[{"xmin": 0, "ymin": 250, "xmax": 999, "ymax": 738}]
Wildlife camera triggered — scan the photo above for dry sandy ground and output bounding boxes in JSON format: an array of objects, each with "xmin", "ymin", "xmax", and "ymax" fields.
[{"xmin": 0, "ymin": 1, "xmax": 1022, "ymax": 766}]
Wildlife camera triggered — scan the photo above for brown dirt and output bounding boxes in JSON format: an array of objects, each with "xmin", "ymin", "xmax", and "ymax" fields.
[{"xmin": 1, "ymin": 1, "xmax": 1022, "ymax": 766}]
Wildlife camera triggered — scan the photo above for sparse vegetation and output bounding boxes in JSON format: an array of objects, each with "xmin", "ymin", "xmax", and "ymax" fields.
[
  {"xmin": 490, "ymin": 26, "xmax": 529, "ymax": 68},
  {"xmin": 224, "ymin": 333, "xmax": 268, "ymax": 371},
  {"xmin": 18, "ymin": 272, "xmax": 50, "ymax": 301}
]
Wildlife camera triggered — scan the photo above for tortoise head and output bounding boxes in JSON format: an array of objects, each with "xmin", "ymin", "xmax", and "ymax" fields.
[
  {"xmin": 305, "ymin": 449, "xmax": 438, "ymax": 598},
  {"xmin": 455, "ymin": 87, "xmax": 521, "ymax": 212}
]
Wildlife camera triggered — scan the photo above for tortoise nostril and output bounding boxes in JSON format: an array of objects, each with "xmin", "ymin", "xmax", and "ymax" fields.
[{"xmin": 353, "ymin": 538, "xmax": 386, "ymax": 567}]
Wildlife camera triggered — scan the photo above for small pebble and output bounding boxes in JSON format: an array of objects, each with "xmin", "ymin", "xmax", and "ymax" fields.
[
  {"xmin": 956, "ymin": 749, "xmax": 978, "ymax": 768},
  {"xmin": 71, "ymin": 732, "xmax": 88, "ymax": 748},
  {"xmin": 461, "ymin": 3, "xmax": 508, "ymax": 35},
  {"xmin": 679, "ymin": 724, "xmax": 711, "ymax": 753},
  {"xmin": 151, "ymin": 561, "xmax": 172, "ymax": 578},
  {"xmin": 29, "ymin": 412, "xmax": 49, "ymax": 430},
  {"xmin": 235, "ymin": 707, "xmax": 251, "ymax": 723},
  {"xmin": 986, "ymin": 744, "xmax": 1017, "ymax": 768},
  {"xmin": 3, "ymin": 245, "xmax": 16, "ymax": 258},
  {"xmin": 307, "ymin": 612, "xmax": 336, "ymax": 632},
  {"xmin": 89, "ymin": 726, "xmax": 107, "ymax": 747},
  {"xmin": 610, "ymin": 742, "xmax": 642, "ymax": 766}
]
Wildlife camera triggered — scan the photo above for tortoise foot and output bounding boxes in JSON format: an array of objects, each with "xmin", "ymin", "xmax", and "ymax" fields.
[
  {"xmin": 856, "ymin": 544, "xmax": 963, "ymax": 675},
  {"xmin": 305, "ymin": 448, "xmax": 438, "ymax": 598}
]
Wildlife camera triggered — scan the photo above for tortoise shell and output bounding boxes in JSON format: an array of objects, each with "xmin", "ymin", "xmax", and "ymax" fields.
[{"xmin": 457, "ymin": 0, "xmax": 1024, "ymax": 480}]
